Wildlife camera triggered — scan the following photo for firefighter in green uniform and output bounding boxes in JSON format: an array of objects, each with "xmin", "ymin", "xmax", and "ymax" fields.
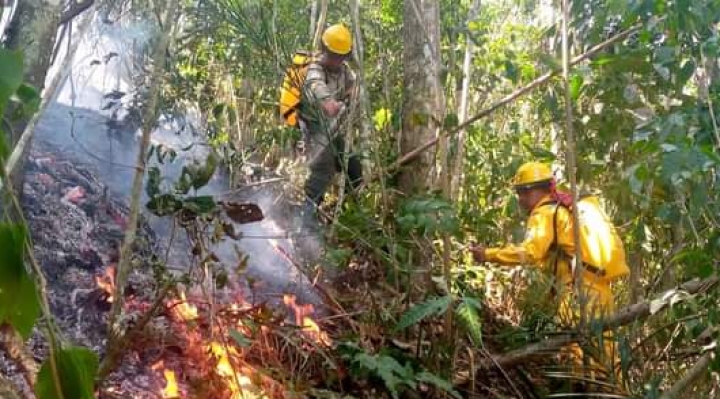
[{"xmin": 298, "ymin": 23, "xmax": 362, "ymax": 207}]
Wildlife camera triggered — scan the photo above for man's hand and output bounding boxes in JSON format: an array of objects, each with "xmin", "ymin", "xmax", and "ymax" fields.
[
  {"xmin": 321, "ymin": 99, "xmax": 342, "ymax": 117},
  {"xmin": 468, "ymin": 244, "xmax": 486, "ymax": 263}
]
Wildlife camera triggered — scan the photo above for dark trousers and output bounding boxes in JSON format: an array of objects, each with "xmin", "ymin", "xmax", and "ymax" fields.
[{"xmin": 303, "ymin": 131, "xmax": 362, "ymax": 206}]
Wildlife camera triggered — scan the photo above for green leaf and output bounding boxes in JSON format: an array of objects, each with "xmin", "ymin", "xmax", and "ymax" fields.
[
  {"xmin": 569, "ymin": 73, "xmax": 584, "ymax": 101},
  {"xmin": 212, "ymin": 103, "xmax": 227, "ymax": 119},
  {"xmin": 183, "ymin": 196, "xmax": 217, "ymax": 214},
  {"xmin": 353, "ymin": 353, "xmax": 414, "ymax": 399},
  {"xmin": 183, "ymin": 151, "xmax": 219, "ymax": 190},
  {"xmin": 146, "ymin": 194, "xmax": 182, "ymax": 216},
  {"xmin": 394, "ymin": 296, "xmax": 452, "ymax": 331},
  {"xmin": 0, "ymin": 223, "xmax": 41, "ymax": 339},
  {"xmin": 0, "ymin": 49, "xmax": 24, "ymax": 114},
  {"xmin": 12, "ymin": 83, "xmax": 41, "ymax": 116},
  {"xmin": 523, "ymin": 144, "xmax": 557, "ymax": 161},
  {"xmin": 443, "ymin": 113, "xmax": 459, "ymax": 129},
  {"xmin": 538, "ymin": 53, "xmax": 561, "ymax": 71},
  {"xmin": 146, "ymin": 167, "xmax": 162, "ymax": 198},
  {"xmin": 229, "ymin": 329, "xmax": 252, "ymax": 347},
  {"xmin": 35, "ymin": 346, "xmax": 98, "ymax": 399},
  {"xmin": 456, "ymin": 297, "xmax": 483, "ymax": 346},
  {"xmin": 415, "ymin": 371, "xmax": 462, "ymax": 399}
]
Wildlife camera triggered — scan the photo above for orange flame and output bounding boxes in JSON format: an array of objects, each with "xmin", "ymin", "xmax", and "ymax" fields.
[
  {"xmin": 171, "ymin": 290, "xmax": 199, "ymax": 321},
  {"xmin": 152, "ymin": 361, "xmax": 180, "ymax": 398},
  {"xmin": 162, "ymin": 369, "xmax": 180, "ymax": 398},
  {"xmin": 283, "ymin": 294, "xmax": 331, "ymax": 346},
  {"xmin": 209, "ymin": 342, "xmax": 257, "ymax": 398},
  {"xmin": 95, "ymin": 264, "xmax": 116, "ymax": 303}
]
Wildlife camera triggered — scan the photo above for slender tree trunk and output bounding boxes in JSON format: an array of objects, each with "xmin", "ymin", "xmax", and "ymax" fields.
[
  {"xmin": 102, "ymin": 0, "xmax": 179, "ymax": 377},
  {"xmin": 6, "ymin": 0, "xmax": 62, "ymax": 96},
  {"xmin": 450, "ymin": 0, "xmax": 481, "ymax": 199},
  {"xmin": 312, "ymin": 0, "xmax": 328, "ymax": 50},
  {"xmin": 4, "ymin": 0, "xmax": 64, "ymax": 200},
  {"xmin": 350, "ymin": 0, "xmax": 371, "ymax": 173},
  {"xmin": 309, "ymin": 0, "xmax": 319, "ymax": 41},
  {"xmin": 399, "ymin": 0, "xmax": 444, "ymax": 195}
]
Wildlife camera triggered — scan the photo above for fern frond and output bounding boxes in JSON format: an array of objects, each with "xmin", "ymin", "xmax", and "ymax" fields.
[{"xmin": 394, "ymin": 296, "xmax": 453, "ymax": 332}]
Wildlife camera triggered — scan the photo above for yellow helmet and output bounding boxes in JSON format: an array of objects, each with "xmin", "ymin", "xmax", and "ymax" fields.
[
  {"xmin": 513, "ymin": 162, "xmax": 553, "ymax": 188},
  {"xmin": 322, "ymin": 24, "xmax": 352, "ymax": 55}
]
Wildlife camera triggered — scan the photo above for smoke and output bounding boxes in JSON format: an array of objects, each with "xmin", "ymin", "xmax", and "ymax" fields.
[{"xmin": 31, "ymin": 7, "xmax": 326, "ymax": 307}]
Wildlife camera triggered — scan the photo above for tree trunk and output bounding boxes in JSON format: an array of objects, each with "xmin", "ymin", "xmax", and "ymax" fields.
[
  {"xmin": 6, "ymin": 0, "xmax": 62, "ymax": 95},
  {"xmin": 450, "ymin": 0, "xmax": 481, "ymax": 199},
  {"xmin": 399, "ymin": 0, "xmax": 444, "ymax": 195},
  {"xmin": 312, "ymin": 0, "xmax": 328, "ymax": 50},
  {"xmin": 4, "ymin": 0, "xmax": 63, "ymax": 201}
]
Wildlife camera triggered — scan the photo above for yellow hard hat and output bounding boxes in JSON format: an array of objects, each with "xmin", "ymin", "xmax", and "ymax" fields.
[
  {"xmin": 322, "ymin": 24, "xmax": 352, "ymax": 55},
  {"xmin": 513, "ymin": 162, "xmax": 553, "ymax": 187}
]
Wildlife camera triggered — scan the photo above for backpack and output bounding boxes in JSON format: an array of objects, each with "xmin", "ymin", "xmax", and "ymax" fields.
[
  {"xmin": 549, "ymin": 195, "xmax": 630, "ymax": 281},
  {"xmin": 279, "ymin": 50, "xmax": 316, "ymax": 127}
]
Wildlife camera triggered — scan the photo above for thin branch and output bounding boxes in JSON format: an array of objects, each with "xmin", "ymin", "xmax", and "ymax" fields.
[
  {"xmin": 560, "ymin": 0, "xmax": 585, "ymax": 324},
  {"xmin": 104, "ymin": 0, "xmax": 179, "ymax": 372},
  {"xmin": 362, "ymin": 22, "xmax": 644, "ymax": 186}
]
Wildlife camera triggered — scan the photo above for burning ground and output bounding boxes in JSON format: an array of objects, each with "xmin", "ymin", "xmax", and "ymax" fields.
[{"xmin": 0, "ymin": 142, "xmax": 339, "ymax": 399}]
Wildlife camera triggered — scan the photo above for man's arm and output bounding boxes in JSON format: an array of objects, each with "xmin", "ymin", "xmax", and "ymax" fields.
[
  {"xmin": 483, "ymin": 205, "xmax": 557, "ymax": 266},
  {"xmin": 305, "ymin": 63, "xmax": 342, "ymax": 117}
]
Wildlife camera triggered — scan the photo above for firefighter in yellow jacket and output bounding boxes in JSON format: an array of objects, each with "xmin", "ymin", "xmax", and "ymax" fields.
[{"xmin": 470, "ymin": 161, "xmax": 629, "ymax": 385}]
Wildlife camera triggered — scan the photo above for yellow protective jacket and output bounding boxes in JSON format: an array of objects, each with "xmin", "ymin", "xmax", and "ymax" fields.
[{"xmin": 485, "ymin": 194, "xmax": 627, "ymax": 320}]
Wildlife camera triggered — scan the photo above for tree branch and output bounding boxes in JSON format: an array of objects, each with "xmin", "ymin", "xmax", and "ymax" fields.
[
  {"xmin": 364, "ymin": 22, "xmax": 644, "ymax": 186},
  {"xmin": 658, "ymin": 351, "xmax": 713, "ymax": 399},
  {"xmin": 463, "ymin": 276, "xmax": 718, "ymax": 377}
]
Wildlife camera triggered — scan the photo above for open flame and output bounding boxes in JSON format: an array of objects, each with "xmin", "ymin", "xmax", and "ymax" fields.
[
  {"xmin": 152, "ymin": 361, "xmax": 180, "ymax": 398},
  {"xmin": 283, "ymin": 294, "xmax": 331, "ymax": 346},
  {"xmin": 95, "ymin": 264, "xmax": 116, "ymax": 303},
  {"xmin": 209, "ymin": 341, "xmax": 257, "ymax": 398},
  {"xmin": 170, "ymin": 290, "xmax": 199, "ymax": 321}
]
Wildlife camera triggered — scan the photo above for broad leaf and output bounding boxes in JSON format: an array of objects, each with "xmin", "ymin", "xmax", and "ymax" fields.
[
  {"xmin": 0, "ymin": 49, "xmax": 24, "ymax": 114},
  {"xmin": 0, "ymin": 224, "xmax": 40, "ymax": 339},
  {"xmin": 35, "ymin": 346, "xmax": 98, "ymax": 399}
]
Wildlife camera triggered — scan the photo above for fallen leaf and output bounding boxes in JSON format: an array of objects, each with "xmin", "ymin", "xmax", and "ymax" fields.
[{"xmin": 220, "ymin": 202, "xmax": 263, "ymax": 224}]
